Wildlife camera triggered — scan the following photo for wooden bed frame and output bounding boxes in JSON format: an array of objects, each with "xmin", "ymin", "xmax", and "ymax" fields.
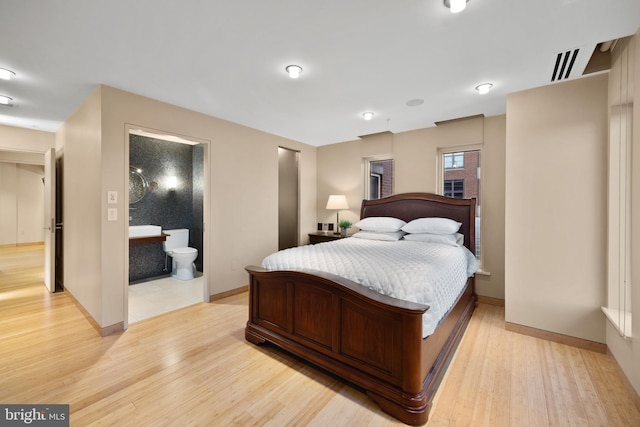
[{"xmin": 245, "ymin": 193, "xmax": 477, "ymax": 425}]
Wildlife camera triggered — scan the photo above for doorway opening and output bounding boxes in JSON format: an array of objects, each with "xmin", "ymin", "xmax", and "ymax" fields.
[
  {"xmin": 278, "ymin": 147, "xmax": 299, "ymax": 250},
  {"xmin": 125, "ymin": 127, "xmax": 209, "ymax": 325},
  {"xmin": 0, "ymin": 150, "xmax": 55, "ymax": 292}
]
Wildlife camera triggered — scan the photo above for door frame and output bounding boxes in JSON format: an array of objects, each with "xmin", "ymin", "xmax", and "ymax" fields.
[{"xmin": 123, "ymin": 124, "xmax": 211, "ymax": 329}]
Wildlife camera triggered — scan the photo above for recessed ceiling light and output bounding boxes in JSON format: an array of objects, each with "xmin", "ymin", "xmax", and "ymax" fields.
[
  {"xmin": 0, "ymin": 95, "xmax": 13, "ymax": 105},
  {"xmin": 443, "ymin": 0, "xmax": 469, "ymax": 14},
  {"xmin": 285, "ymin": 65, "xmax": 303, "ymax": 79},
  {"xmin": 0, "ymin": 68, "xmax": 15, "ymax": 80},
  {"xmin": 475, "ymin": 83, "xmax": 493, "ymax": 94},
  {"xmin": 362, "ymin": 112, "xmax": 374, "ymax": 120}
]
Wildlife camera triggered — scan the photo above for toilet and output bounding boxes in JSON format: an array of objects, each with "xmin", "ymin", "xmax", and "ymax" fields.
[{"xmin": 163, "ymin": 229, "xmax": 198, "ymax": 281}]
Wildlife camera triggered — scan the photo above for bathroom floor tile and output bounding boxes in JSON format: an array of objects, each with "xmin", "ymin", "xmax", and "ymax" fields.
[{"xmin": 128, "ymin": 276, "xmax": 204, "ymax": 324}]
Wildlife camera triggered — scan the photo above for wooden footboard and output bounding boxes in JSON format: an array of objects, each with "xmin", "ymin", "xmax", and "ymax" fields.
[
  {"xmin": 245, "ymin": 265, "xmax": 476, "ymax": 425},
  {"xmin": 246, "ymin": 192, "xmax": 478, "ymax": 424}
]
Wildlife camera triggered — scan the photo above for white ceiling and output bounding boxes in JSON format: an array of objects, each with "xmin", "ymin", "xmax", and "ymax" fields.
[{"xmin": 0, "ymin": 0, "xmax": 639, "ymax": 146}]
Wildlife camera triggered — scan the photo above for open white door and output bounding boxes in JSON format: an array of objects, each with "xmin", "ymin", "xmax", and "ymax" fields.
[{"xmin": 44, "ymin": 148, "xmax": 56, "ymax": 292}]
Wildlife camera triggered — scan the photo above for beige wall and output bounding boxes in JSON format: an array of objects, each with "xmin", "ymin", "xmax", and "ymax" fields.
[
  {"xmin": 16, "ymin": 164, "xmax": 45, "ymax": 244},
  {"xmin": 0, "ymin": 125, "xmax": 52, "ymax": 246},
  {"xmin": 0, "ymin": 162, "xmax": 15, "ymax": 243},
  {"xmin": 0, "ymin": 124, "xmax": 54, "ymax": 154},
  {"xmin": 605, "ymin": 32, "xmax": 640, "ymax": 397},
  {"xmin": 60, "ymin": 85, "xmax": 316, "ymax": 328},
  {"xmin": 505, "ymin": 74, "xmax": 609, "ymax": 343},
  {"xmin": 0, "ymin": 150, "xmax": 44, "ymax": 165},
  {"xmin": 316, "ymin": 115, "xmax": 506, "ymax": 299},
  {"xmin": 61, "ymin": 87, "xmax": 103, "ymax": 323},
  {"xmin": 0, "ymin": 163, "xmax": 44, "ymax": 245}
]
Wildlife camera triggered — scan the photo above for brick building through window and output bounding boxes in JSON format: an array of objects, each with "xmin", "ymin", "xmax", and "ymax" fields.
[
  {"xmin": 369, "ymin": 159, "xmax": 393, "ymax": 200},
  {"xmin": 443, "ymin": 151, "xmax": 480, "ymax": 205},
  {"xmin": 442, "ymin": 150, "xmax": 481, "ymax": 259}
]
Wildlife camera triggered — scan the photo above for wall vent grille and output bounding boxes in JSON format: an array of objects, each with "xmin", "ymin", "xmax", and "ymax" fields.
[{"xmin": 551, "ymin": 49, "xmax": 579, "ymax": 82}]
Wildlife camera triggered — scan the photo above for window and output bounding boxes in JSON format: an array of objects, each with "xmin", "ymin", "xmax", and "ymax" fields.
[
  {"xmin": 370, "ymin": 173, "xmax": 382, "ymax": 200},
  {"xmin": 440, "ymin": 149, "xmax": 481, "ymax": 262},
  {"xmin": 604, "ymin": 102, "xmax": 633, "ymax": 338},
  {"xmin": 602, "ymin": 39, "xmax": 632, "ymax": 339},
  {"xmin": 443, "ymin": 179, "xmax": 464, "ymax": 198},
  {"xmin": 365, "ymin": 158, "xmax": 393, "ymax": 200},
  {"xmin": 444, "ymin": 152, "xmax": 464, "ymax": 169}
]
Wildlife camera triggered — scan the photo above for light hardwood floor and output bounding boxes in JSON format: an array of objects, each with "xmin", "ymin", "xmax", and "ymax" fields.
[
  {"xmin": 0, "ymin": 243, "xmax": 44, "ymax": 292},
  {"xmin": 1, "ymin": 244, "xmax": 639, "ymax": 426}
]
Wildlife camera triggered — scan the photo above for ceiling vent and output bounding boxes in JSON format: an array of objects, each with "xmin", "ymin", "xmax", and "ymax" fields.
[{"xmin": 551, "ymin": 48, "xmax": 579, "ymax": 82}]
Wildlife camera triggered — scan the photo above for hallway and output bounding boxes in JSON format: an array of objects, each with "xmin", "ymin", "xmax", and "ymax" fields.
[{"xmin": 0, "ymin": 244, "xmax": 44, "ymax": 292}]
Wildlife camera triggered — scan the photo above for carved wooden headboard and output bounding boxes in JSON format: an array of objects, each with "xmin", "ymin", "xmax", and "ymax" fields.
[{"xmin": 360, "ymin": 192, "xmax": 476, "ymax": 254}]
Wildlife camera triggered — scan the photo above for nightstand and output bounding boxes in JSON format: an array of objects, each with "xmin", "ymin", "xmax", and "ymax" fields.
[{"xmin": 308, "ymin": 232, "xmax": 349, "ymax": 244}]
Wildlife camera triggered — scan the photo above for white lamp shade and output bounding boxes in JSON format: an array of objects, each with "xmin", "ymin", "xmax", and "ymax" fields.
[{"xmin": 326, "ymin": 195, "xmax": 349, "ymax": 210}]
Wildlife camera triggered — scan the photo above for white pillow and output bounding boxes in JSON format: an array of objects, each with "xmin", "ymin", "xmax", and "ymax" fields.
[
  {"xmin": 401, "ymin": 217, "xmax": 462, "ymax": 235},
  {"xmin": 355, "ymin": 217, "xmax": 407, "ymax": 233},
  {"xmin": 352, "ymin": 230, "xmax": 406, "ymax": 241},
  {"xmin": 403, "ymin": 232, "xmax": 463, "ymax": 246}
]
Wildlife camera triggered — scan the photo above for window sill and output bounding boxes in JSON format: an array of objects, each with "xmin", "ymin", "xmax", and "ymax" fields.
[{"xmin": 601, "ymin": 307, "xmax": 632, "ymax": 339}]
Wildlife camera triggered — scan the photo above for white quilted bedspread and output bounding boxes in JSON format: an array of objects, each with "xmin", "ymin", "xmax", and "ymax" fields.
[{"xmin": 262, "ymin": 238, "xmax": 478, "ymax": 337}]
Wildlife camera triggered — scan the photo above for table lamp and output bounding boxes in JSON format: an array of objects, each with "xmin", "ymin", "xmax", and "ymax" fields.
[{"xmin": 325, "ymin": 195, "xmax": 349, "ymax": 234}]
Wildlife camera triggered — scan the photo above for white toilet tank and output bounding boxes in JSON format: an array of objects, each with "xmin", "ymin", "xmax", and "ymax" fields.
[{"xmin": 163, "ymin": 229, "xmax": 189, "ymax": 251}]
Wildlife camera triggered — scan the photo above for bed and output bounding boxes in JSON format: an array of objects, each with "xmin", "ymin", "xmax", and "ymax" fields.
[{"xmin": 245, "ymin": 192, "xmax": 477, "ymax": 425}]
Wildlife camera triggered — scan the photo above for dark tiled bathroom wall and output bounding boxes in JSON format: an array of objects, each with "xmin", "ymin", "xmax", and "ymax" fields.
[
  {"xmin": 129, "ymin": 134, "xmax": 204, "ymax": 283},
  {"xmin": 192, "ymin": 145, "xmax": 204, "ymax": 272}
]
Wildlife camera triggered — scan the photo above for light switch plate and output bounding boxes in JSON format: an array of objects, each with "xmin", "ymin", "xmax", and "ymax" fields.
[
  {"xmin": 108, "ymin": 208, "xmax": 118, "ymax": 221},
  {"xmin": 107, "ymin": 191, "xmax": 118, "ymax": 204}
]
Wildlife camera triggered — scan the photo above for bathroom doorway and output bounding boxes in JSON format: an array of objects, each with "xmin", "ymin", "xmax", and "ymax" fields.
[{"xmin": 125, "ymin": 127, "xmax": 209, "ymax": 325}]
